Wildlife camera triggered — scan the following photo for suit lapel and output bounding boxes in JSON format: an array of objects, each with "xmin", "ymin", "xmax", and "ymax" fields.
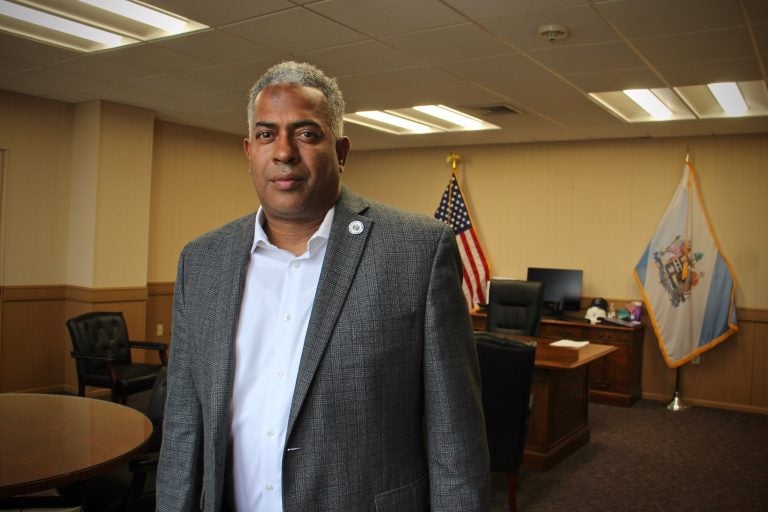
[
  {"xmin": 211, "ymin": 215, "xmax": 254, "ymax": 443},
  {"xmin": 287, "ymin": 188, "xmax": 371, "ymax": 434}
]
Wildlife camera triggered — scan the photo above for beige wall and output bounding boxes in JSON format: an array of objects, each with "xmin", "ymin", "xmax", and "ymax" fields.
[
  {"xmin": 1, "ymin": 91, "xmax": 767, "ymax": 412},
  {"xmin": 147, "ymin": 121, "xmax": 255, "ymax": 283},
  {"xmin": 0, "ymin": 90, "xmax": 72, "ymax": 286},
  {"xmin": 342, "ymin": 135, "xmax": 768, "ymax": 309}
]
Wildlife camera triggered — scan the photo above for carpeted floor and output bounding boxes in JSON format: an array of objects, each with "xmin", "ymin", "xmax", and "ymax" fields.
[
  {"xmin": 124, "ymin": 392, "xmax": 768, "ymax": 511},
  {"xmin": 492, "ymin": 399, "xmax": 768, "ymax": 512}
]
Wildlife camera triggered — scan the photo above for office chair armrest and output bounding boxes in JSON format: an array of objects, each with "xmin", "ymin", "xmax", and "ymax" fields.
[
  {"xmin": 70, "ymin": 350, "xmax": 119, "ymax": 362},
  {"xmin": 128, "ymin": 341, "xmax": 168, "ymax": 365},
  {"xmin": 128, "ymin": 340, "xmax": 167, "ymax": 352}
]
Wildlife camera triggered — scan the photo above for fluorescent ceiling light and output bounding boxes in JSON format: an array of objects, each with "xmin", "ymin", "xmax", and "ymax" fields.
[
  {"xmin": 79, "ymin": 0, "xmax": 186, "ymax": 33},
  {"xmin": 0, "ymin": 0, "xmax": 206, "ymax": 52},
  {"xmin": 623, "ymin": 89, "xmax": 672, "ymax": 119},
  {"xmin": 0, "ymin": 0, "xmax": 123, "ymax": 45},
  {"xmin": 413, "ymin": 104, "xmax": 485, "ymax": 130},
  {"xmin": 707, "ymin": 82, "xmax": 748, "ymax": 116},
  {"xmin": 674, "ymin": 81, "xmax": 768, "ymax": 119},
  {"xmin": 345, "ymin": 105, "xmax": 498, "ymax": 135},
  {"xmin": 356, "ymin": 111, "xmax": 435, "ymax": 134}
]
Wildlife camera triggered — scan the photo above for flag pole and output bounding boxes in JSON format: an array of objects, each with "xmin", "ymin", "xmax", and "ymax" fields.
[
  {"xmin": 445, "ymin": 152, "xmax": 461, "ymax": 223},
  {"xmin": 666, "ymin": 366, "xmax": 691, "ymax": 411}
]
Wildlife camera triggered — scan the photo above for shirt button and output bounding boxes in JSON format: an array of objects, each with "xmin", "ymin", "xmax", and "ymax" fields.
[
  {"xmin": 274, "ymin": 370, "xmax": 284, "ymax": 379},
  {"xmin": 266, "ymin": 484, "xmax": 274, "ymax": 491},
  {"xmin": 283, "ymin": 313, "xmax": 291, "ymax": 321},
  {"xmin": 266, "ymin": 429, "xmax": 275, "ymax": 437},
  {"xmin": 291, "ymin": 261, "xmax": 301, "ymax": 268}
]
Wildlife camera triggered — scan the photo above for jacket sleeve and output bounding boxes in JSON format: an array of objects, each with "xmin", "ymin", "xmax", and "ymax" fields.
[
  {"xmin": 423, "ymin": 226, "xmax": 491, "ymax": 510},
  {"xmin": 156, "ymin": 248, "xmax": 205, "ymax": 511}
]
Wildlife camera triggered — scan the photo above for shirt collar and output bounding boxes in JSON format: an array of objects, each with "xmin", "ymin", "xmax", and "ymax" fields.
[{"xmin": 252, "ymin": 206, "xmax": 335, "ymax": 256}]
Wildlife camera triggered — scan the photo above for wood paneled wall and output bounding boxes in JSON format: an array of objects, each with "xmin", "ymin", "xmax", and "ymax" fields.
[
  {"xmin": 0, "ymin": 285, "xmax": 161, "ymax": 394},
  {"xmin": 1, "ymin": 283, "xmax": 765, "ymax": 413}
]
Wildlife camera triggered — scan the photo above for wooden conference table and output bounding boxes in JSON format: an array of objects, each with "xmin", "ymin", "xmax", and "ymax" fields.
[
  {"xmin": 521, "ymin": 337, "xmax": 616, "ymax": 471},
  {"xmin": 0, "ymin": 393, "xmax": 153, "ymax": 498}
]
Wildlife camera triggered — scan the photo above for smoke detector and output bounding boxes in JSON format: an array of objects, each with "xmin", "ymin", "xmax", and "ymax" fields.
[{"xmin": 538, "ymin": 24, "xmax": 569, "ymax": 42}]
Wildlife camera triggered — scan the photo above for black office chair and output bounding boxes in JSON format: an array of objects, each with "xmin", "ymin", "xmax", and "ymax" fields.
[
  {"xmin": 58, "ymin": 367, "xmax": 168, "ymax": 512},
  {"xmin": 475, "ymin": 332, "xmax": 537, "ymax": 512},
  {"xmin": 486, "ymin": 279, "xmax": 544, "ymax": 336},
  {"xmin": 67, "ymin": 311, "xmax": 167, "ymax": 404}
]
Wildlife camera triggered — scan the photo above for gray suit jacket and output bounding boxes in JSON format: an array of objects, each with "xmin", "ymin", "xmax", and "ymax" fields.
[{"xmin": 156, "ymin": 187, "xmax": 490, "ymax": 511}]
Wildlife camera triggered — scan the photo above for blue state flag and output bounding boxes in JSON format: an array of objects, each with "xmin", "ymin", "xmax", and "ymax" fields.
[{"xmin": 633, "ymin": 160, "xmax": 738, "ymax": 368}]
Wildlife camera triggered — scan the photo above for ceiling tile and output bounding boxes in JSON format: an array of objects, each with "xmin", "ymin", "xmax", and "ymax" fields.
[
  {"xmin": 441, "ymin": 53, "xmax": 545, "ymax": 83},
  {"xmin": 442, "ymin": 0, "xmax": 587, "ymax": 20},
  {"xmin": 131, "ymin": 74, "xmax": 221, "ymax": 97},
  {"xmin": 100, "ymin": 43, "xmax": 215, "ymax": 72},
  {"xmin": 222, "ymin": 8, "xmax": 368, "ymax": 54},
  {"xmin": 306, "ymin": 0, "xmax": 466, "ymax": 37},
  {"xmin": 338, "ymin": 66, "xmax": 468, "ymax": 98},
  {"xmin": 528, "ymin": 41, "xmax": 646, "ymax": 75},
  {"xmin": 654, "ymin": 57, "xmax": 764, "ymax": 86},
  {"xmin": 0, "ymin": 67, "xmax": 109, "ymax": 98},
  {"xmin": 478, "ymin": 4, "xmax": 619, "ymax": 50},
  {"xmin": 565, "ymin": 68, "xmax": 665, "ymax": 92},
  {"xmin": 174, "ymin": 62, "xmax": 267, "ymax": 90},
  {"xmin": 156, "ymin": 30, "xmax": 288, "ymax": 65},
  {"xmin": 743, "ymin": 0, "xmax": 768, "ymax": 23},
  {"xmin": 596, "ymin": 0, "xmax": 744, "ymax": 39},
  {"xmin": 147, "ymin": 0, "xmax": 293, "ymax": 27},
  {"xmin": 633, "ymin": 28, "xmax": 755, "ymax": 67},
  {"xmin": 300, "ymin": 40, "xmax": 423, "ymax": 77},
  {"xmin": 381, "ymin": 23, "xmax": 515, "ymax": 64},
  {"xmin": 48, "ymin": 54, "xmax": 158, "ymax": 82},
  {"xmin": 0, "ymin": 32, "xmax": 79, "ymax": 66}
]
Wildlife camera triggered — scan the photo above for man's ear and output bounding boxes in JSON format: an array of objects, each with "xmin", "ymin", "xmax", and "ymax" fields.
[
  {"xmin": 243, "ymin": 137, "xmax": 251, "ymax": 157},
  {"xmin": 336, "ymin": 136, "xmax": 351, "ymax": 166}
]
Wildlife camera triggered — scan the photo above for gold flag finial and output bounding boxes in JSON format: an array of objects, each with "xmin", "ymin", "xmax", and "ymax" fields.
[{"xmin": 446, "ymin": 152, "xmax": 461, "ymax": 170}]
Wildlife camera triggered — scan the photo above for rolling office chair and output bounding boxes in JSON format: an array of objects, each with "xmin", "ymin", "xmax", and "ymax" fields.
[
  {"xmin": 486, "ymin": 279, "xmax": 545, "ymax": 337},
  {"xmin": 475, "ymin": 332, "xmax": 537, "ymax": 512},
  {"xmin": 67, "ymin": 311, "xmax": 167, "ymax": 404}
]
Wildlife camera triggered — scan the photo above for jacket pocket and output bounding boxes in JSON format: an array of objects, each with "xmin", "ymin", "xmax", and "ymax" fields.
[{"xmin": 373, "ymin": 475, "xmax": 429, "ymax": 512}]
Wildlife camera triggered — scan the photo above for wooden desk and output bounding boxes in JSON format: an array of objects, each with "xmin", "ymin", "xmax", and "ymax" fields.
[
  {"xmin": 538, "ymin": 318, "xmax": 645, "ymax": 407},
  {"xmin": 524, "ymin": 339, "xmax": 616, "ymax": 471},
  {"xmin": 471, "ymin": 310, "xmax": 645, "ymax": 406},
  {"xmin": 0, "ymin": 393, "xmax": 153, "ymax": 498}
]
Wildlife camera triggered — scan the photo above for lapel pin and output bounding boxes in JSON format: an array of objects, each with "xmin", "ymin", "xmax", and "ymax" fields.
[{"xmin": 348, "ymin": 220, "xmax": 364, "ymax": 234}]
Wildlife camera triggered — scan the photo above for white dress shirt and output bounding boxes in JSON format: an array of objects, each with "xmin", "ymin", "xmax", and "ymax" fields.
[{"xmin": 229, "ymin": 206, "xmax": 334, "ymax": 511}]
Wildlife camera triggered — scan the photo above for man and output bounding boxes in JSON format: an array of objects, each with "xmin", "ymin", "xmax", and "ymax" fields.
[{"xmin": 157, "ymin": 61, "xmax": 490, "ymax": 511}]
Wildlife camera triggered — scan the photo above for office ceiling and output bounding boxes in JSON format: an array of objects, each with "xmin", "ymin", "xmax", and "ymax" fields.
[{"xmin": 1, "ymin": 0, "xmax": 767, "ymax": 150}]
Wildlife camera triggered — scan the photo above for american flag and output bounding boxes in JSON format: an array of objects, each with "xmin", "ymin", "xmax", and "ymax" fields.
[{"xmin": 435, "ymin": 172, "xmax": 491, "ymax": 309}]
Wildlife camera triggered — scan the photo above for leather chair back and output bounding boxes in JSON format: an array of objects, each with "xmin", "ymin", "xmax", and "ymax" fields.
[
  {"xmin": 486, "ymin": 279, "xmax": 544, "ymax": 336},
  {"xmin": 475, "ymin": 332, "xmax": 537, "ymax": 473},
  {"xmin": 67, "ymin": 312, "xmax": 133, "ymax": 373}
]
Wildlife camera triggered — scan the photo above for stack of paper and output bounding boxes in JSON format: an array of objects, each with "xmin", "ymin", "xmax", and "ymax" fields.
[{"xmin": 550, "ymin": 339, "xmax": 590, "ymax": 348}]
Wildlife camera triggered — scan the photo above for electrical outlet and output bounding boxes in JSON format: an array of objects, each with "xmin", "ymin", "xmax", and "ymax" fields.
[{"xmin": 156, "ymin": 324, "xmax": 164, "ymax": 336}]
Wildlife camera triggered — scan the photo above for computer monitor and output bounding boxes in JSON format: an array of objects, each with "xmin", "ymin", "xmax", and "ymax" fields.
[{"xmin": 526, "ymin": 267, "xmax": 583, "ymax": 316}]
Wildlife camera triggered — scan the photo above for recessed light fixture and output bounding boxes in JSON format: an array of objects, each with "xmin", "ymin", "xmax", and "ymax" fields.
[
  {"xmin": 0, "ymin": 0, "xmax": 127, "ymax": 46},
  {"xmin": 590, "ymin": 81, "xmax": 768, "ymax": 122},
  {"xmin": 355, "ymin": 111, "xmax": 436, "ymax": 134},
  {"xmin": 674, "ymin": 80, "xmax": 768, "ymax": 118},
  {"xmin": 706, "ymin": 82, "xmax": 748, "ymax": 116},
  {"xmin": 79, "ymin": 0, "xmax": 187, "ymax": 33},
  {"xmin": 623, "ymin": 89, "xmax": 673, "ymax": 119},
  {"xmin": 413, "ymin": 105, "xmax": 485, "ymax": 130},
  {"xmin": 0, "ymin": 0, "xmax": 207, "ymax": 52},
  {"xmin": 345, "ymin": 105, "xmax": 498, "ymax": 135},
  {"xmin": 589, "ymin": 87, "xmax": 694, "ymax": 122}
]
